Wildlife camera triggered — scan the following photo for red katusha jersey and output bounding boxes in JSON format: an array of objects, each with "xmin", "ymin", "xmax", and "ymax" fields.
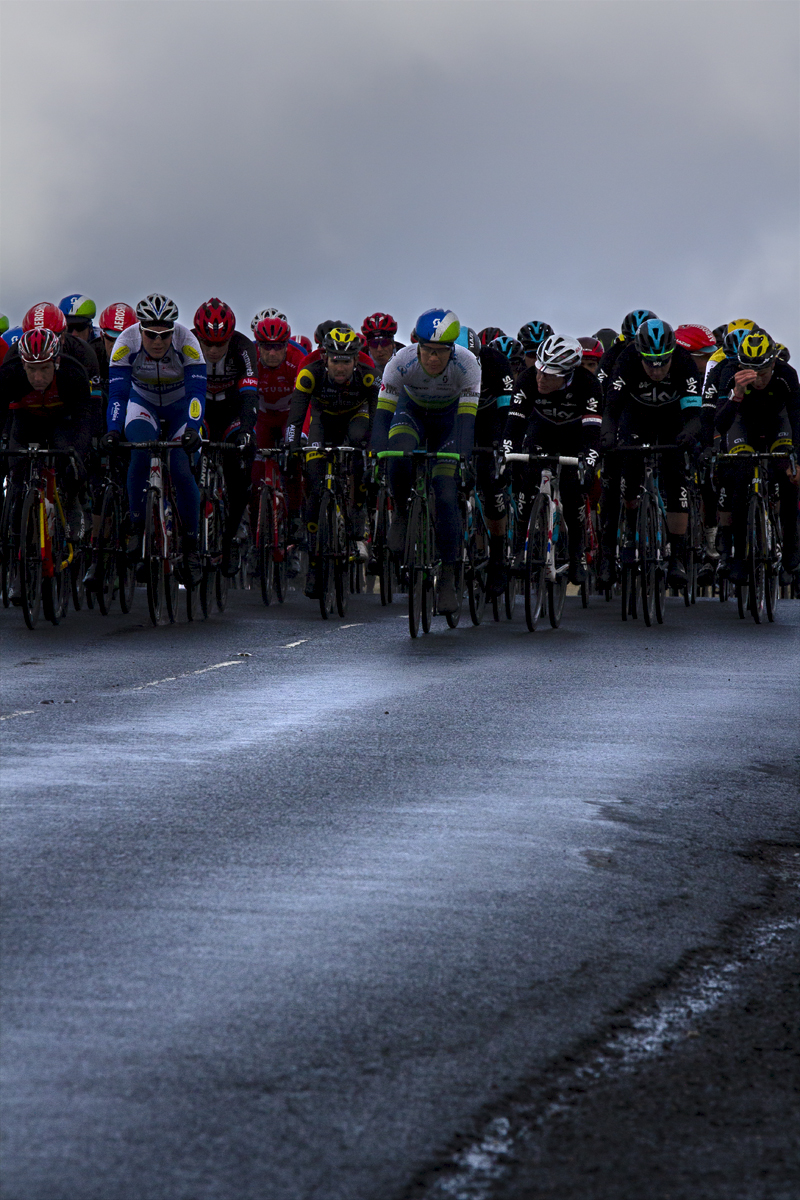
[{"xmin": 256, "ymin": 344, "xmax": 306, "ymax": 415}]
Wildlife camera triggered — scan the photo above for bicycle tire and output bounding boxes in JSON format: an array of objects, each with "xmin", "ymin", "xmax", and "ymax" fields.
[
  {"xmin": 95, "ymin": 487, "xmax": 119, "ymax": 616},
  {"xmin": 317, "ymin": 491, "xmax": 335, "ymax": 619},
  {"xmin": 143, "ymin": 489, "xmax": 164, "ymax": 625},
  {"xmin": 747, "ymin": 495, "xmax": 766, "ymax": 624},
  {"xmin": 334, "ymin": 501, "xmax": 349, "ymax": 618},
  {"xmin": 376, "ymin": 488, "xmax": 393, "ymax": 606},
  {"xmin": 274, "ymin": 492, "xmax": 288, "ymax": 604},
  {"xmin": 654, "ymin": 507, "xmax": 668, "ymax": 624},
  {"xmin": 548, "ymin": 511, "xmax": 569, "ymax": 628},
  {"xmin": 163, "ymin": 493, "xmax": 180, "ymax": 623},
  {"xmin": 524, "ymin": 495, "xmax": 547, "ymax": 631},
  {"xmin": 467, "ymin": 509, "xmax": 487, "ymax": 626},
  {"xmin": 216, "ymin": 562, "xmax": 229, "ymax": 612},
  {"xmin": 0, "ymin": 484, "xmax": 14, "ymax": 608},
  {"xmin": 258, "ymin": 486, "xmax": 274, "ymax": 606},
  {"xmin": 19, "ymin": 489, "xmax": 42, "ymax": 629},
  {"xmin": 41, "ymin": 495, "xmax": 69, "ymax": 626},
  {"xmin": 70, "ymin": 507, "xmax": 87, "ymax": 611},
  {"xmin": 765, "ymin": 511, "xmax": 780, "ymax": 622},
  {"xmin": 639, "ymin": 496, "xmax": 656, "ymax": 627},
  {"xmin": 407, "ymin": 495, "xmax": 424, "ymax": 638}
]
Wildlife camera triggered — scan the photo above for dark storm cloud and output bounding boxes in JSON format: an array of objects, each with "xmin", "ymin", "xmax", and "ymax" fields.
[{"xmin": 1, "ymin": 0, "xmax": 798, "ymax": 345}]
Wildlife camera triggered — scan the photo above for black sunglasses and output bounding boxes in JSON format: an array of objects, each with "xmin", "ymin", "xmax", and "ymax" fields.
[{"xmin": 367, "ymin": 335, "xmax": 394, "ymax": 347}]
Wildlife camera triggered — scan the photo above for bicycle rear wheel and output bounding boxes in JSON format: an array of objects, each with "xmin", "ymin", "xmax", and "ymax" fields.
[
  {"xmin": 747, "ymin": 495, "xmax": 766, "ymax": 624},
  {"xmin": 524, "ymin": 496, "xmax": 547, "ymax": 631},
  {"xmin": 548, "ymin": 511, "xmax": 569, "ymax": 628},
  {"xmin": 19, "ymin": 490, "xmax": 43, "ymax": 629},
  {"xmin": 258, "ymin": 486, "xmax": 274, "ymax": 606}
]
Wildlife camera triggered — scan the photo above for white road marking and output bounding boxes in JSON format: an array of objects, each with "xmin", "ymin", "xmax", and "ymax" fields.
[
  {"xmin": 0, "ymin": 710, "xmax": 36, "ymax": 722},
  {"xmin": 339, "ymin": 623, "xmax": 364, "ymax": 629},
  {"xmin": 281, "ymin": 640, "xmax": 308, "ymax": 648},
  {"xmin": 131, "ymin": 660, "xmax": 244, "ymax": 691}
]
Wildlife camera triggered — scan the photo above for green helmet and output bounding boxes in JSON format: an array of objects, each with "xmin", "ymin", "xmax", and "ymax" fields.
[{"xmin": 0, "ymin": 313, "xmax": 9, "ymax": 336}]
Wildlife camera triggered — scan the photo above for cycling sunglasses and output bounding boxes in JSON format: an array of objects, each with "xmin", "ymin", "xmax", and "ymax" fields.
[
  {"xmin": 142, "ymin": 327, "xmax": 174, "ymax": 341},
  {"xmin": 367, "ymin": 336, "xmax": 394, "ymax": 348}
]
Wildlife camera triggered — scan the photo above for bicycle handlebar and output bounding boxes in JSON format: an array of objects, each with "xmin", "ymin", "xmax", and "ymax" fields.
[
  {"xmin": 376, "ymin": 450, "xmax": 461, "ymax": 460},
  {"xmin": 606, "ymin": 444, "xmax": 681, "ymax": 453},
  {"xmin": 0, "ymin": 445, "xmax": 77, "ymax": 459},
  {"xmin": 505, "ymin": 452, "xmax": 580, "ymax": 467}
]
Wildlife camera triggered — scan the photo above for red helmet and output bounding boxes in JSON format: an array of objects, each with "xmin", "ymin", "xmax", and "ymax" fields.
[
  {"xmin": 194, "ymin": 298, "xmax": 236, "ymax": 343},
  {"xmin": 19, "ymin": 328, "xmax": 60, "ymax": 363},
  {"xmin": 98, "ymin": 302, "xmax": 137, "ymax": 338},
  {"xmin": 294, "ymin": 334, "xmax": 312, "ymax": 354},
  {"xmin": 22, "ymin": 302, "xmax": 67, "ymax": 334},
  {"xmin": 578, "ymin": 336, "xmax": 604, "ymax": 361},
  {"xmin": 255, "ymin": 316, "xmax": 291, "ymax": 345},
  {"xmin": 674, "ymin": 324, "xmax": 716, "ymax": 355},
  {"xmin": 361, "ymin": 312, "xmax": 398, "ymax": 338}
]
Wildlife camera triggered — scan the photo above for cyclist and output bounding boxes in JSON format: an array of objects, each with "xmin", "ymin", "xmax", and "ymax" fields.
[
  {"xmin": 303, "ymin": 320, "xmax": 375, "ymax": 370},
  {"xmin": 361, "ymin": 313, "xmax": 403, "ymax": 379},
  {"xmin": 675, "ymin": 324, "xmax": 717, "ymax": 379},
  {"xmin": 596, "ymin": 309, "xmax": 658, "ymax": 400},
  {"xmin": 475, "ymin": 335, "xmax": 519, "ymax": 595},
  {"xmin": 479, "ymin": 326, "xmax": 505, "ymax": 347},
  {"xmin": 594, "ymin": 328, "xmax": 618, "ymax": 353},
  {"xmin": 715, "ymin": 331, "xmax": 800, "ymax": 585},
  {"xmin": 102, "ymin": 294, "xmax": 207, "ymax": 585},
  {"xmin": 578, "ymin": 337, "xmax": 604, "ymax": 377},
  {"xmin": 0, "ymin": 329, "xmax": 92, "ymax": 603},
  {"xmin": 253, "ymin": 315, "xmax": 307, "ymax": 567},
  {"xmin": 98, "ymin": 303, "xmax": 138, "ymax": 373},
  {"xmin": 599, "ymin": 318, "xmax": 703, "ymax": 589},
  {"xmin": 371, "ymin": 308, "xmax": 480, "ymax": 615},
  {"xmin": 517, "ymin": 321, "xmax": 554, "ymax": 374},
  {"xmin": 193, "ymin": 298, "xmax": 259, "ymax": 575},
  {"xmin": 503, "ymin": 334, "xmax": 602, "ymax": 586},
  {"xmin": 285, "ymin": 326, "xmax": 378, "ymax": 598}
]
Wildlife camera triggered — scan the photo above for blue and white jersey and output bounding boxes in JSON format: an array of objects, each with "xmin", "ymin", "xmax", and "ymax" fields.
[
  {"xmin": 377, "ymin": 343, "xmax": 481, "ymax": 419},
  {"xmin": 106, "ymin": 322, "xmax": 207, "ymax": 433}
]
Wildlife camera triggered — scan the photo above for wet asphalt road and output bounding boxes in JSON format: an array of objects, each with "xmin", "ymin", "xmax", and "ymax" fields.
[{"xmin": 1, "ymin": 584, "xmax": 799, "ymax": 1200}]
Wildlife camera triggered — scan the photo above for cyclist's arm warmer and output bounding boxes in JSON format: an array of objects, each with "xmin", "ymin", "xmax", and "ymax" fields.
[
  {"xmin": 237, "ymin": 377, "xmax": 259, "ymax": 435},
  {"xmin": 456, "ymin": 410, "xmax": 476, "ymax": 457},
  {"xmin": 106, "ymin": 363, "xmax": 132, "ymax": 433},
  {"xmin": 285, "ymin": 389, "xmax": 311, "ymax": 447},
  {"xmin": 502, "ymin": 382, "xmax": 531, "ymax": 451}
]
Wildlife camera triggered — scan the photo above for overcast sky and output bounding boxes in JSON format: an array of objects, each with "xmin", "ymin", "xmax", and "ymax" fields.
[{"xmin": 2, "ymin": 0, "xmax": 798, "ymax": 346}]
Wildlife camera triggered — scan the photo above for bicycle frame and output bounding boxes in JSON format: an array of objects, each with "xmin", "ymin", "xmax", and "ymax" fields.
[{"xmin": 505, "ymin": 452, "xmax": 578, "ymax": 582}]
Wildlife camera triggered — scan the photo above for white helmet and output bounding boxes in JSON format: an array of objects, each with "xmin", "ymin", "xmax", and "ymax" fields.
[
  {"xmin": 250, "ymin": 307, "xmax": 287, "ymax": 333},
  {"xmin": 136, "ymin": 293, "xmax": 178, "ymax": 325},
  {"xmin": 536, "ymin": 334, "xmax": 583, "ymax": 376}
]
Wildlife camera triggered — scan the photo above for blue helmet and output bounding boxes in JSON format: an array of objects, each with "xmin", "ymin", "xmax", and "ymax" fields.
[
  {"xmin": 722, "ymin": 327, "xmax": 749, "ymax": 358},
  {"xmin": 634, "ymin": 318, "xmax": 675, "ymax": 363},
  {"xmin": 491, "ymin": 335, "xmax": 524, "ymax": 365},
  {"xmin": 59, "ymin": 294, "xmax": 96, "ymax": 320},
  {"xmin": 621, "ymin": 309, "xmax": 658, "ymax": 340},
  {"xmin": 517, "ymin": 321, "xmax": 553, "ymax": 352},
  {"xmin": 414, "ymin": 308, "xmax": 460, "ymax": 345},
  {"xmin": 4, "ymin": 325, "xmax": 24, "ymax": 347},
  {"xmin": 455, "ymin": 326, "xmax": 480, "ymax": 356}
]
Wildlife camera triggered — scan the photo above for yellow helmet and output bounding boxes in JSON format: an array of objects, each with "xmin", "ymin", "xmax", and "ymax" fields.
[
  {"xmin": 727, "ymin": 317, "xmax": 756, "ymax": 334},
  {"xmin": 323, "ymin": 325, "xmax": 360, "ymax": 357},
  {"xmin": 737, "ymin": 331, "xmax": 777, "ymax": 371}
]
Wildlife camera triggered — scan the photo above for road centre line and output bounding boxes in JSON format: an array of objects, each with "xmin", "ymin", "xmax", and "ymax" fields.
[
  {"xmin": 281, "ymin": 640, "xmax": 308, "ymax": 648},
  {"xmin": 339, "ymin": 623, "xmax": 364, "ymax": 629},
  {"xmin": 0, "ymin": 710, "xmax": 36, "ymax": 722}
]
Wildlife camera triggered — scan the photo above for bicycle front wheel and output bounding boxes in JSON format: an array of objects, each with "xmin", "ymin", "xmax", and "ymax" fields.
[
  {"xmin": 376, "ymin": 487, "xmax": 393, "ymax": 606},
  {"xmin": 258, "ymin": 486, "xmax": 274, "ymax": 606},
  {"xmin": 747, "ymin": 495, "xmax": 766, "ymax": 624},
  {"xmin": 765, "ymin": 510, "xmax": 780, "ymax": 622},
  {"xmin": 548, "ymin": 511, "xmax": 569, "ymax": 629},
  {"xmin": 334, "ymin": 501, "xmax": 349, "ymax": 618},
  {"xmin": 317, "ymin": 491, "xmax": 335, "ymax": 619},
  {"xmin": 19, "ymin": 490, "xmax": 43, "ymax": 629},
  {"xmin": 524, "ymin": 496, "xmax": 547, "ymax": 631},
  {"xmin": 654, "ymin": 507, "xmax": 668, "ymax": 624},
  {"xmin": 96, "ymin": 486, "xmax": 120, "ymax": 615},
  {"xmin": 144, "ymin": 489, "xmax": 164, "ymax": 626},
  {"xmin": 274, "ymin": 492, "xmax": 288, "ymax": 604},
  {"xmin": 639, "ymin": 496, "xmax": 656, "ymax": 627},
  {"xmin": 407, "ymin": 495, "xmax": 425, "ymax": 638}
]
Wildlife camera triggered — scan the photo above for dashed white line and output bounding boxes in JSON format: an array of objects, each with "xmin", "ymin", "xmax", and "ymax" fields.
[
  {"xmin": 131, "ymin": 660, "xmax": 244, "ymax": 691},
  {"xmin": 281, "ymin": 640, "xmax": 308, "ymax": 648},
  {"xmin": 340, "ymin": 623, "xmax": 364, "ymax": 629},
  {"xmin": 0, "ymin": 710, "xmax": 36, "ymax": 722}
]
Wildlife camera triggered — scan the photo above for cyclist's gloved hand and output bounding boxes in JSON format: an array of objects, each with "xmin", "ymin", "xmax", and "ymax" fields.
[
  {"xmin": 461, "ymin": 463, "xmax": 476, "ymax": 492},
  {"xmin": 700, "ymin": 446, "xmax": 715, "ymax": 465},
  {"xmin": 100, "ymin": 430, "xmax": 120, "ymax": 451},
  {"xmin": 676, "ymin": 428, "xmax": 698, "ymax": 450},
  {"xmin": 181, "ymin": 428, "xmax": 202, "ymax": 454},
  {"xmin": 600, "ymin": 430, "xmax": 616, "ymax": 452},
  {"xmin": 232, "ymin": 430, "xmax": 253, "ymax": 449}
]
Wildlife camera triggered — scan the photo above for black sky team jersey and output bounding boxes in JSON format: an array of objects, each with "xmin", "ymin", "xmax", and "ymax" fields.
[
  {"xmin": 285, "ymin": 360, "xmax": 378, "ymax": 446},
  {"xmin": 503, "ymin": 363, "xmax": 603, "ymax": 454}
]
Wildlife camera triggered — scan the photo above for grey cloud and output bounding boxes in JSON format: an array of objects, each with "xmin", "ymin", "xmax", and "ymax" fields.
[{"xmin": 1, "ymin": 0, "xmax": 797, "ymax": 346}]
